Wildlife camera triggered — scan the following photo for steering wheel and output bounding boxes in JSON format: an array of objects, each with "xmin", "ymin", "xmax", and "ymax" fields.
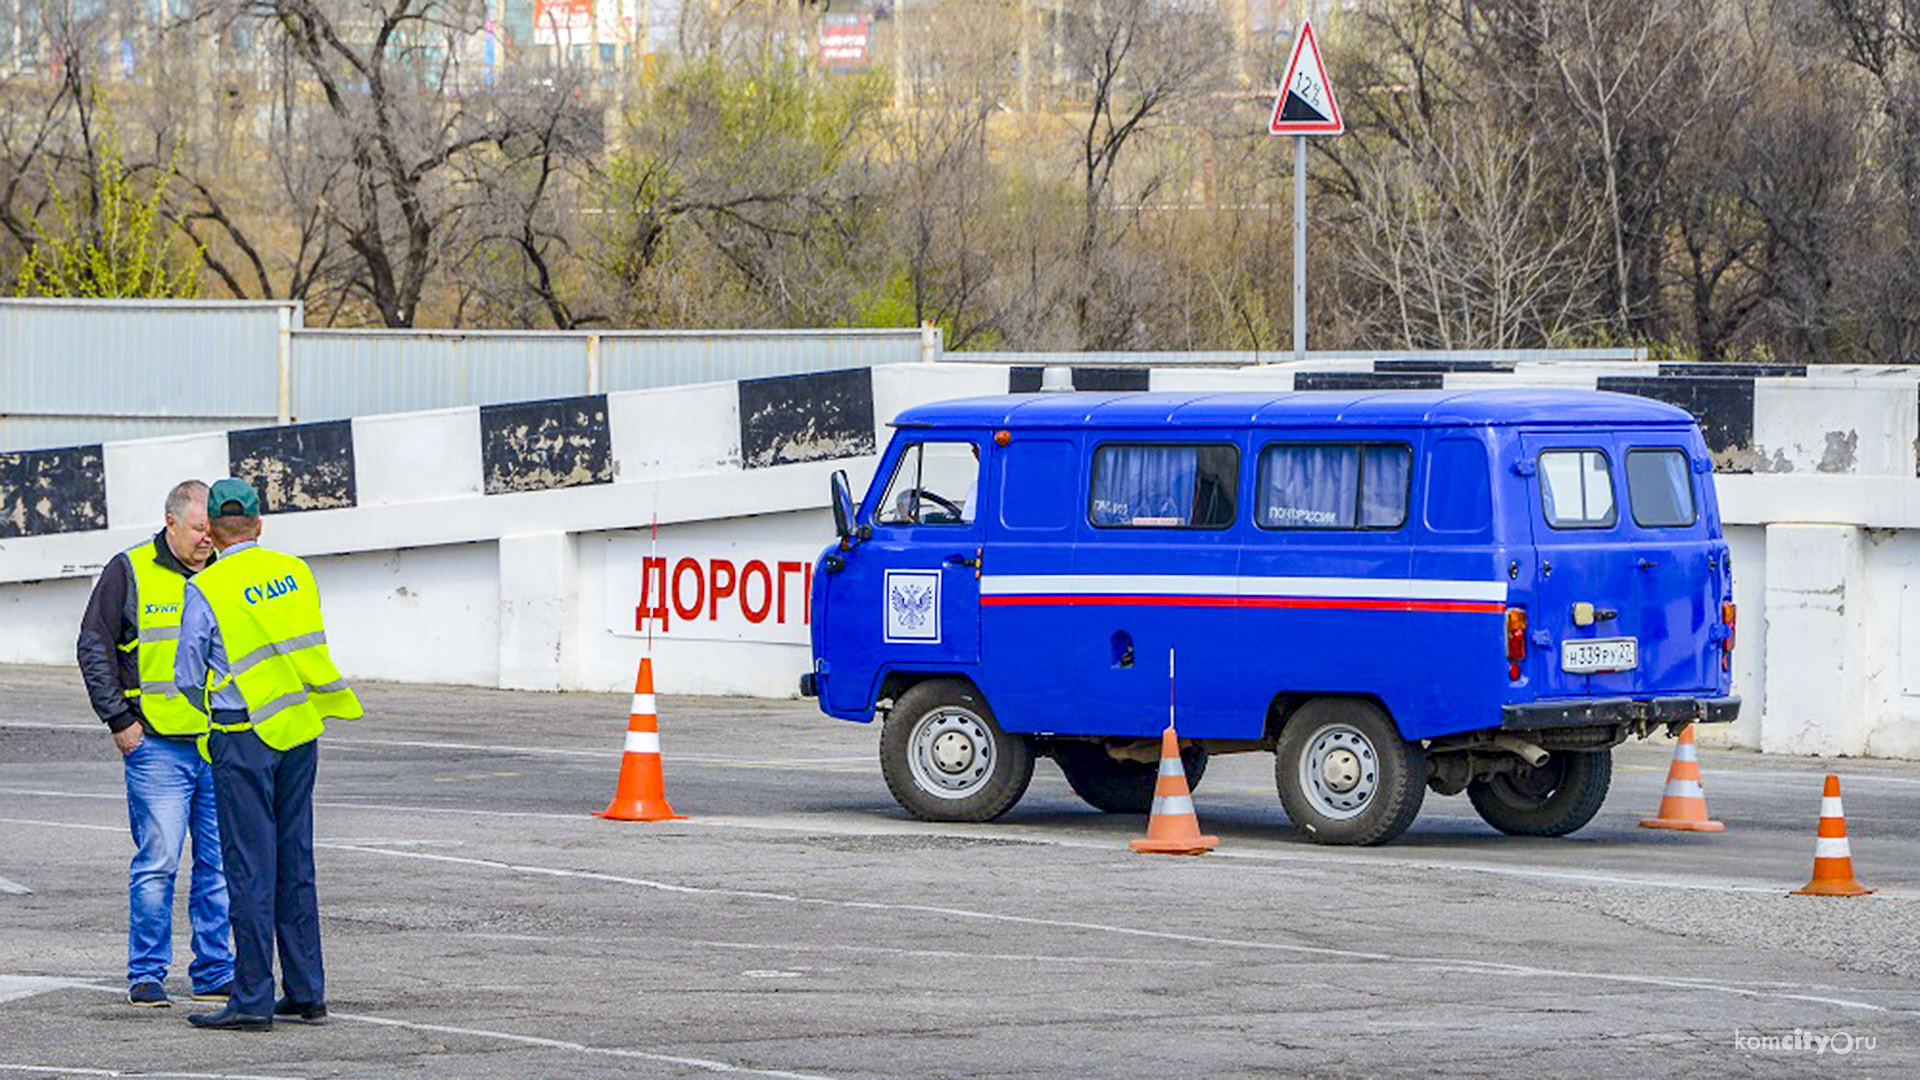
[{"xmin": 901, "ymin": 488, "xmax": 964, "ymax": 523}]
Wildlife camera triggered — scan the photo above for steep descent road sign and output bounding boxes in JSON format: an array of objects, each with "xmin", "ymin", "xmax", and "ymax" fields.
[{"xmin": 1268, "ymin": 20, "xmax": 1343, "ymax": 136}]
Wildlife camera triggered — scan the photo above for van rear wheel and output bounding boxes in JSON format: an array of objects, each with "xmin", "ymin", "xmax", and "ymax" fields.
[
  {"xmin": 880, "ymin": 680, "xmax": 1034, "ymax": 823},
  {"xmin": 1468, "ymin": 748, "xmax": 1612, "ymax": 837},
  {"xmin": 1053, "ymin": 741, "xmax": 1208, "ymax": 814},
  {"xmin": 1275, "ymin": 699, "xmax": 1426, "ymax": 846}
]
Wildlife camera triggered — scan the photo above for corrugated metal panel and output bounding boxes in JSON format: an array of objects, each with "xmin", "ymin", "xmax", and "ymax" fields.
[
  {"xmin": 291, "ymin": 332, "xmax": 590, "ymax": 420},
  {"xmin": 0, "ymin": 300, "xmax": 289, "ymax": 421},
  {"xmin": 0, "ymin": 415, "xmax": 261, "ymax": 454},
  {"xmin": 956, "ymin": 348, "xmax": 1650, "ymax": 366},
  {"xmin": 598, "ymin": 329, "xmax": 925, "ymax": 391}
]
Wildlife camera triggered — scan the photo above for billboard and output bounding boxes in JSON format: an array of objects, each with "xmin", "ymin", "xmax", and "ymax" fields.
[{"xmin": 819, "ymin": 13, "xmax": 872, "ymax": 69}]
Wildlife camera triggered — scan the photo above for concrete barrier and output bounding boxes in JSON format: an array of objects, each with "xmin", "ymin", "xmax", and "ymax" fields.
[{"xmin": 4, "ymin": 356, "xmax": 1919, "ymax": 757}]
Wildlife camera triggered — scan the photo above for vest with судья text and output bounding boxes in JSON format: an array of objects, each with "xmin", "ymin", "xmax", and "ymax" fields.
[
  {"xmin": 191, "ymin": 545, "xmax": 361, "ymax": 753},
  {"xmin": 122, "ymin": 540, "xmax": 209, "ymax": 736}
]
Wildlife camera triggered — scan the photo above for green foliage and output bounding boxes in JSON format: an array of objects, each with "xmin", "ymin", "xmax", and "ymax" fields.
[{"xmin": 16, "ymin": 129, "xmax": 201, "ymax": 300}]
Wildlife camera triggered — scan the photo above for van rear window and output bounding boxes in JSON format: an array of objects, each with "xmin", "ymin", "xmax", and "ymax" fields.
[
  {"xmin": 1626, "ymin": 449, "xmax": 1697, "ymax": 527},
  {"xmin": 1257, "ymin": 444, "xmax": 1410, "ymax": 530},
  {"xmin": 1539, "ymin": 450, "xmax": 1616, "ymax": 528},
  {"xmin": 1089, "ymin": 444, "xmax": 1238, "ymax": 529}
]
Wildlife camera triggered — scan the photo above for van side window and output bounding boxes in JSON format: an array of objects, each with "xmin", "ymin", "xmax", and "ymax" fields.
[
  {"xmin": 1539, "ymin": 450, "xmax": 1616, "ymax": 528},
  {"xmin": 876, "ymin": 441, "xmax": 979, "ymax": 526},
  {"xmin": 1088, "ymin": 444, "xmax": 1238, "ymax": 529},
  {"xmin": 1257, "ymin": 444, "xmax": 1411, "ymax": 530},
  {"xmin": 1424, "ymin": 438, "xmax": 1490, "ymax": 534},
  {"xmin": 1626, "ymin": 448, "xmax": 1697, "ymax": 527}
]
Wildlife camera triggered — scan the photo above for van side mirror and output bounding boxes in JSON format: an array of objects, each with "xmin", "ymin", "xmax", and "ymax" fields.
[{"xmin": 830, "ymin": 470, "xmax": 856, "ymax": 540}]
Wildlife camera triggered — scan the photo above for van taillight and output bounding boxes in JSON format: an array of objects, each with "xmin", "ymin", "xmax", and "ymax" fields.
[
  {"xmin": 1506, "ymin": 608, "xmax": 1527, "ymax": 679},
  {"xmin": 1721, "ymin": 602, "xmax": 1736, "ymax": 670}
]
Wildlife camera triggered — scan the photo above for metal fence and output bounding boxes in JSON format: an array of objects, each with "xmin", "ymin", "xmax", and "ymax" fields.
[
  {"xmin": 1, "ymin": 299, "xmax": 293, "ymax": 452},
  {"xmin": 0, "ymin": 299, "xmax": 937, "ymax": 451}
]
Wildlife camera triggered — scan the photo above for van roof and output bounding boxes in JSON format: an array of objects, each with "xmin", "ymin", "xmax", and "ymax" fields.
[{"xmin": 891, "ymin": 388, "xmax": 1697, "ymax": 430}]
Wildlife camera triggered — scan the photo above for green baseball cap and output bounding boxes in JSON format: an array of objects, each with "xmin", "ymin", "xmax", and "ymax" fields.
[{"xmin": 208, "ymin": 478, "xmax": 261, "ymax": 518}]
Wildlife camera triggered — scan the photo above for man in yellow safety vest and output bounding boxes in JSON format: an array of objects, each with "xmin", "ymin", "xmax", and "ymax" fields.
[
  {"xmin": 176, "ymin": 478, "xmax": 361, "ymax": 1031},
  {"xmin": 76, "ymin": 479, "xmax": 235, "ymax": 1009}
]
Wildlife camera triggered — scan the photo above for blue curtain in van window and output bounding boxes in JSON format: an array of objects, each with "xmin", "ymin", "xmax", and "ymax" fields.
[
  {"xmin": 1091, "ymin": 447, "xmax": 1197, "ymax": 525},
  {"xmin": 1262, "ymin": 446, "xmax": 1358, "ymax": 527},
  {"xmin": 1360, "ymin": 446, "xmax": 1411, "ymax": 527}
]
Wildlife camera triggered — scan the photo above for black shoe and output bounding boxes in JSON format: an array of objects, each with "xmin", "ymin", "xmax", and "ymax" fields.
[
  {"xmin": 186, "ymin": 1003, "xmax": 272, "ymax": 1031},
  {"xmin": 127, "ymin": 982, "xmax": 170, "ymax": 1008},
  {"xmin": 273, "ymin": 997, "xmax": 328, "ymax": 1024},
  {"xmin": 190, "ymin": 981, "xmax": 234, "ymax": 1002}
]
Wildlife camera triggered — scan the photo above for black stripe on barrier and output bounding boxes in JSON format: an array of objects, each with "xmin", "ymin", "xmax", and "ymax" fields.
[
  {"xmin": 1295, "ymin": 371, "xmax": 1445, "ymax": 391},
  {"xmin": 1657, "ymin": 362, "xmax": 1807, "ymax": 379},
  {"xmin": 228, "ymin": 420, "xmax": 358, "ymax": 513},
  {"xmin": 1374, "ymin": 359, "xmax": 1515, "ymax": 374},
  {"xmin": 1596, "ymin": 376, "xmax": 1756, "ymax": 464},
  {"xmin": 479, "ymin": 395, "xmax": 613, "ymax": 495},
  {"xmin": 1008, "ymin": 367, "xmax": 1152, "ymax": 393},
  {"xmin": 738, "ymin": 368, "xmax": 876, "ymax": 468},
  {"xmin": 0, "ymin": 444, "xmax": 106, "ymax": 537}
]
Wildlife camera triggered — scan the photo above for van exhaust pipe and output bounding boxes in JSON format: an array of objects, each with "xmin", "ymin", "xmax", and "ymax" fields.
[{"xmin": 1491, "ymin": 734, "xmax": 1550, "ymax": 768}]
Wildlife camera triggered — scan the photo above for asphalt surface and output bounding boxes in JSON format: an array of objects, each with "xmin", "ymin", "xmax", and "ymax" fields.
[{"xmin": 1, "ymin": 661, "xmax": 1917, "ymax": 1078}]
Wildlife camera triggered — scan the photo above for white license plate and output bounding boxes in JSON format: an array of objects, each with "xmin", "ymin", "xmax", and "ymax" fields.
[{"xmin": 1562, "ymin": 637, "xmax": 1638, "ymax": 674}]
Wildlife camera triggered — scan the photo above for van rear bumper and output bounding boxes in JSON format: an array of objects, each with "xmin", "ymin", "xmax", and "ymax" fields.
[{"xmin": 1502, "ymin": 695, "xmax": 1740, "ymax": 731}]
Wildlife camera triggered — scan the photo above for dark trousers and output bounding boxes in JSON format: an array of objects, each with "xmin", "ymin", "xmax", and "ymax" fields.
[{"xmin": 207, "ymin": 714, "xmax": 323, "ymax": 1016}]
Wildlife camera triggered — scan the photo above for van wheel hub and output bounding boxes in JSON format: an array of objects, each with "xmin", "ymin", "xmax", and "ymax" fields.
[
  {"xmin": 908, "ymin": 709, "xmax": 995, "ymax": 798},
  {"xmin": 932, "ymin": 730, "xmax": 976, "ymax": 773},
  {"xmin": 1299, "ymin": 724, "xmax": 1379, "ymax": 820},
  {"xmin": 1321, "ymin": 748, "xmax": 1363, "ymax": 793}
]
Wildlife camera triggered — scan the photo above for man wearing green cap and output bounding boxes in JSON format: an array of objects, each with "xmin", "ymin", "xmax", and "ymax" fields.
[{"xmin": 175, "ymin": 478, "xmax": 361, "ymax": 1031}]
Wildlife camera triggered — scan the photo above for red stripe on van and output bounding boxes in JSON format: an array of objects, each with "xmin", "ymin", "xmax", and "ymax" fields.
[{"xmin": 980, "ymin": 595, "xmax": 1504, "ymax": 614}]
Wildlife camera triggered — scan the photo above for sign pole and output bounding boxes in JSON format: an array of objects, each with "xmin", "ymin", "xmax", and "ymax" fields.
[
  {"xmin": 1267, "ymin": 18, "xmax": 1342, "ymax": 364},
  {"xmin": 1293, "ymin": 135, "xmax": 1307, "ymax": 362}
]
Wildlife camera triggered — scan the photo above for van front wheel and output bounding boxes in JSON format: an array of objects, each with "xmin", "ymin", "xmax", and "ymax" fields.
[
  {"xmin": 881, "ymin": 680, "xmax": 1034, "ymax": 823},
  {"xmin": 1275, "ymin": 699, "xmax": 1426, "ymax": 846},
  {"xmin": 1467, "ymin": 748, "xmax": 1612, "ymax": 837}
]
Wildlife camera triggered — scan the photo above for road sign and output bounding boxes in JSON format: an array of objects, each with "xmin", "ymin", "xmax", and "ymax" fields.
[{"xmin": 1268, "ymin": 20, "xmax": 1343, "ymax": 136}]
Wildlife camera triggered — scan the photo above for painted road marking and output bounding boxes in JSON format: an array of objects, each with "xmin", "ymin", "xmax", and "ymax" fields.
[
  {"xmin": 0, "ymin": 977, "xmax": 835, "ymax": 1080},
  {"xmin": 0, "ymin": 791, "xmax": 1903, "ymax": 898},
  {"xmin": 314, "ymin": 842, "xmax": 1920, "ymax": 1017},
  {"xmin": 3, "ymin": 818, "xmax": 1910, "ymax": 1011}
]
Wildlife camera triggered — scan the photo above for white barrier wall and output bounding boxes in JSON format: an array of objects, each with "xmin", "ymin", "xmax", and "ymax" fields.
[{"xmin": 4, "ymin": 357, "xmax": 1920, "ymax": 758}]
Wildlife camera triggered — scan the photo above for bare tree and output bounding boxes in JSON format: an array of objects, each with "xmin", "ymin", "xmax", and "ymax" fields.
[{"xmin": 1058, "ymin": 0, "xmax": 1225, "ymax": 347}]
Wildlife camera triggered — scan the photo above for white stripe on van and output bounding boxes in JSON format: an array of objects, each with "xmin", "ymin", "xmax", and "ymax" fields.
[{"xmin": 979, "ymin": 574, "xmax": 1507, "ymax": 604}]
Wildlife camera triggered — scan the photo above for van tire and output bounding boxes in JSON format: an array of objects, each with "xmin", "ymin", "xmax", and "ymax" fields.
[
  {"xmin": 1275, "ymin": 698, "xmax": 1426, "ymax": 846},
  {"xmin": 880, "ymin": 680, "xmax": 1034, "ymax": 823},
  {"xmin": 1053, "ymin": 741, "xmax": 1208, "ymax": 814},
  {"xmin": 1467, "ymin": 748, "xmax": 1612, "ymax": 837}
]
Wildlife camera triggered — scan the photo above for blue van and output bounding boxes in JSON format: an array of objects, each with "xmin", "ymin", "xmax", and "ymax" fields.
[{"xmin": 802, "ymin": 389, "xmax": 1739, "ymax": 845}]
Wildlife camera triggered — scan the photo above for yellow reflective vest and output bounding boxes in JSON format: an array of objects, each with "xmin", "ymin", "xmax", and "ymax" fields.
[
  {"xmin": 122, "ymin": 541, "xmax": 209, "ymax": 736},
  {"xmin": 191, "ymin": 545, "xmax": 361, "ymax": 751}
]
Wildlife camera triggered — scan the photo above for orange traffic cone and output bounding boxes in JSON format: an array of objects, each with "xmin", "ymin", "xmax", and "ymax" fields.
[
  {"xmin": 1792, "ymin": 775, "xmax": 1873, "ymax": 897},
  {"xmin": 594, "ymin": 658, "xmax": 685, "ymax": 822},
  {"xmin": 1129, "ymin": 725, "xmax": 1218, "ymax": 855},
  {"xmin": 1639, "ymin": 724, "xmax": 1724, "ymax": 832}
]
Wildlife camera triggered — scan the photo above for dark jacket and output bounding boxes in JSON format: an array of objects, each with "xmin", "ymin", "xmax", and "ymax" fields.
[{"xmin": 75, "ymin": 530, "xmax": 212, "ymax": 738}]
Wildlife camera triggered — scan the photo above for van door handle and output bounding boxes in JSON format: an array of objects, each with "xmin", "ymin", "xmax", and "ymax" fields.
[
  {"xmin": 945, "ymin": 550, "xmax": 981, "ymax": 568},
  {"xmin": 1637, "ymin": 558, "xmax": 1659, "ymax": 570}
]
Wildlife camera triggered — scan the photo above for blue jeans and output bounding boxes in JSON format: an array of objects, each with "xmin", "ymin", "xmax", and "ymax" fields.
[{"xmin": 124, "ymin": 734, "xmax": 234, "ymax": 992}]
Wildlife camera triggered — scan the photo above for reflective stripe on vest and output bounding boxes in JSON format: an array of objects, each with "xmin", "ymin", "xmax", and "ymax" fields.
[
  {"xmin": 192, "ymin": 546, "xmax": 361, "ymax": 751},
  {"xmin": 125, "ymin": 541, "xmax": 208, "ymax": 736}
]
